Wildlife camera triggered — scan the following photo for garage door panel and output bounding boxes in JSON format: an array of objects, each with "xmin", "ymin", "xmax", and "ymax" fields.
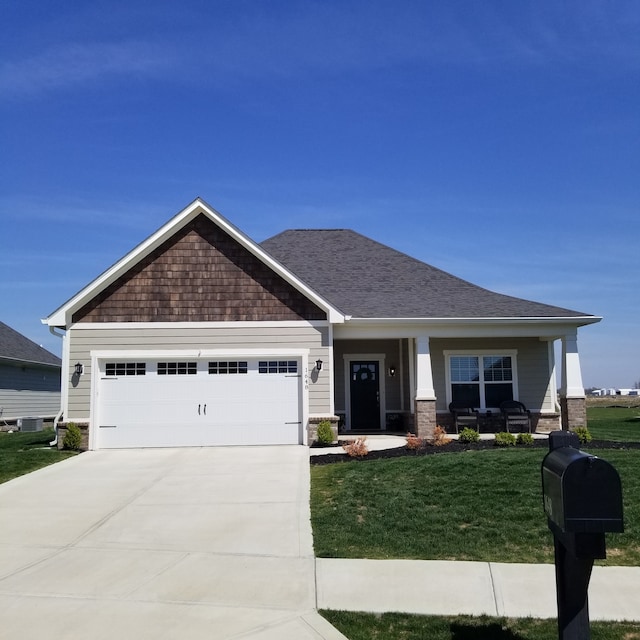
[{"xmin": 96, "ymin": 358, "xmax": 302, "ymax": 448}]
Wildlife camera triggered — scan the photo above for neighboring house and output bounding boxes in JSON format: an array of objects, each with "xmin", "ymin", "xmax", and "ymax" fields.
[
  {"xmin": 42, "ymin": 198, "xmax": 599, "ymax": 449},
  {"xmin": 0, "ymin": 321, "xmax": 61, "ymax": 422}
]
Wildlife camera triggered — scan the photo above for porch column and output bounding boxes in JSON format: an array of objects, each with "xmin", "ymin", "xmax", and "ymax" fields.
[
  {"xmin": 414, "ymin": 336, "xmax": 437, "ymax": 439},
  {"xmin": 560, "ymin": 331, "xmax": 587, "ymax": 430}
]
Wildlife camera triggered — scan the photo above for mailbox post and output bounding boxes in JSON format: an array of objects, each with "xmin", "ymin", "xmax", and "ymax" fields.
[{"xmin": 541, "ymin": 431, "xmax": 624, "ymax": 640}]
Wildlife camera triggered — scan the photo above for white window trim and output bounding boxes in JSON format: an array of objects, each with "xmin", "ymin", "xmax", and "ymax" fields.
[{"xmin": 444, "ymin": 349, "xmax": 519, "ymax": 411}]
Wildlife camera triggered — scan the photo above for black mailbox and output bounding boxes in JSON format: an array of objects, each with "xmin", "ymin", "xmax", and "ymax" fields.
[
  {"xmin": 541, "ymin": 431, "xmax": 625, "ymax": 640},
  {"xmin": 542, "ymin": 447, "xmax": 624, "ymax": 535}
]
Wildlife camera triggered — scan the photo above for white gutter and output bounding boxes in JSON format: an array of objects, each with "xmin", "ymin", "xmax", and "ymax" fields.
[
  {"xmin": 47, "ymin": 325, "xmax": 65, "ymax": 447},
  {"xmin": 346, "ymin": 316, "xmax": 603, "ymax": 326}
]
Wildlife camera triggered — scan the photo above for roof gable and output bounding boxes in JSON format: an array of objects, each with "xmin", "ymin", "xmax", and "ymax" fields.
[
  {"xmin": 45, "ymin": 199, "xmax": 341, "ymax": 327},
  {"xmin": 261, "ymin": 229, "xmax": 596, "ymax": 320},
  {"xmin": 72, "ymin": 214, "xmax": 326, "ymax": 323},
  {"xmin": 0, "ymin": 321, "xmax": 61, "ymax": 367}
]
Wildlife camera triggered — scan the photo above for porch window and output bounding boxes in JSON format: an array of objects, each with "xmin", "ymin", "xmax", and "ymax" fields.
[{"xmin": 449, "ymin": 354, "xmax": 514, "ymax": 410}]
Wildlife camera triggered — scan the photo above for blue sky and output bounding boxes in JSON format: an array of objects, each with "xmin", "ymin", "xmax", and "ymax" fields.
[{"xmin": 1, "ymin": 1, "xmax": 638, "ymax": 389}]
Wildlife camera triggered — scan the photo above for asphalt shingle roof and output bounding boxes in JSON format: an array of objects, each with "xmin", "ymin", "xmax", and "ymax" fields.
[
  {"xmin": 0, "ymin": 321, "xmax": 61, "ymax": 367},
  {"xmin": 261, "ymin": 229, "xmax": 591, "ymax": 319}
]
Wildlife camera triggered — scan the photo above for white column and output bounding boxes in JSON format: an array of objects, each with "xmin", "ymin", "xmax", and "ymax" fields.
[
  {"xmin": 561, "ymin": 331, "xmax": 585, "ymax": 398},
  {"xmin": 415, "ymin": 336, "xmax": 436, "ymax": 400}
]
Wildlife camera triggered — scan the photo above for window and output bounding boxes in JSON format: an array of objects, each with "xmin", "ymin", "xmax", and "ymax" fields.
[
  {"xmin": 258, "ymin": 360, "xmax": 298, "ymax": 374},
  {"xmin": 448, "ymin": 353, "xmax": 515, "ymax": 409},
  {"xmin": 209, "ymin": 361, "xmax": 248, "ymax": 374},
  {"xmin": 157, "ymin": 362, "xmax": 197, "ymax": 375},
  {"xmin": 105, "ymin": 362, "xmax": 146, "ymax": 376}
]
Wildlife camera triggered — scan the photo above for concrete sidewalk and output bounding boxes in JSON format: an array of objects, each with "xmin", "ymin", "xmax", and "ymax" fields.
[{"xmin": 316, "ymin": 558, "xmax": 640, "ymax": 622}]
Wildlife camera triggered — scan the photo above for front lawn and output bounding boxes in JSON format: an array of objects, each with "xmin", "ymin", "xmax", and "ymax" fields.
[
  {"xmin": 587, "ymin": 406, "xmax": 640, "ymax": 442},
  {"xmin": 321, "ymin": 611, "xmax": 640, "ymax": 640},
  {"xmin": 310, "ymin": 447, "xmax": 640, "ymax": 565},
  {"xmin": 0, "ymin": 428, "xmax": 77, "ymax": 484}
]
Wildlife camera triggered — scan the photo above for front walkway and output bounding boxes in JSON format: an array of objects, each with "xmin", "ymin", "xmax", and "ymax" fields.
[{"xmin": 310, "ymin": 432, "xmax": 549, "ymax": 456}]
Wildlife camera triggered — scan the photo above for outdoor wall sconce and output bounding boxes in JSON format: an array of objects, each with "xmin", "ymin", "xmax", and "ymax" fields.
[
  {"xmin": 74, "ymin": 362, "xmax": 84, "ymax": 376},
  {"xmin": 388, "ymin": 365, "xmax": 396, "ymax": 377},
  {"xmin": 315, "ymin": 359, "xmax": 323, "ymax": 372}
]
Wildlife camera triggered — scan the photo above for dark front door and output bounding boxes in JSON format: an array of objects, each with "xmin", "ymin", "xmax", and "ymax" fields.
[{"xmin": 350, "ymin": 361, "xmax": 381, "ymax": 430}]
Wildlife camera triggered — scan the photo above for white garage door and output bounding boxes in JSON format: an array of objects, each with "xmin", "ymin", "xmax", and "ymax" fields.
[{"xmin": 96, "ymin": 358, "xmax": 302, "ymax": 448}]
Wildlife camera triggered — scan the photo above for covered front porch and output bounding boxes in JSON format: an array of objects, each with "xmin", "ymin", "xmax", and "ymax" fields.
[{"xmin": 331, "ymin": 323, "xmax": 589, "ymax": 439}]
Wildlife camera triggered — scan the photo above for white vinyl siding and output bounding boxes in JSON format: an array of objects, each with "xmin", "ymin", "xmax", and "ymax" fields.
[
  {"xmin": 0, "ymin": 363, "xmax": 61, "ymax": 419},
  {"xmin": 66, "ymin": 323, "xmax": 330, "ymax": 420}
]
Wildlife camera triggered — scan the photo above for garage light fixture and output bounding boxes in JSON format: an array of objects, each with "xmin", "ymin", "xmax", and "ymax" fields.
[
  {"xmin": 74, "ymin": 362, "xmax": 84, "ymax": 376},
  {"xmin": 388, "ymin": 365, "xmax": 396, "ymax": 377},
  {"xmin": 315, "ymin": 359, "xmax": 323, "ymax": 372}
]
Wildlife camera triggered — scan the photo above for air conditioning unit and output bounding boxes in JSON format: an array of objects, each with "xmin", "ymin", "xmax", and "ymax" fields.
[{"xmin": 19, "ymin": 417, "xmax": 43, "ymax": 432}]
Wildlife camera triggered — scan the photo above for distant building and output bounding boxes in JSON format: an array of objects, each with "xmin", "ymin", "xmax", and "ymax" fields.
[
  {"xmin": 0, "ymin": 321, "xmax": 61, "ymax": 422},
  {"xmin": 590, "ymin": 388, "xmax": 639, "ymax": 397}
]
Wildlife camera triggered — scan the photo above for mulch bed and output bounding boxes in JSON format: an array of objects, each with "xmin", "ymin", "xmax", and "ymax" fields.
[{"xmin": 310, "ymin": 438, "xmax": 640, "ymax": 465}]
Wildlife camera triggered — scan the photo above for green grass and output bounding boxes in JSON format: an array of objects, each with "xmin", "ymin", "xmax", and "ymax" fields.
[
  {"xmin": 320, "ymin": 611, "xmax": 640, "ymax": 640},
  {"xmin": 0, "ymin": 428, "xmax": 77, "ymax": 484},
  {"xmin": 587, "ymin": 406, "xmax": 640, "ymax": 442},
  {"xmin": 310, "ymin": 448, "xmax": 640, "ymax": 565}
]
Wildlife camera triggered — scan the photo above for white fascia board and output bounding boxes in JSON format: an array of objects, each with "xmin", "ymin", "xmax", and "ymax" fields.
[
  {"xmin": 70, "ymin": 320, "xmax": 329, "ymax": 330},
  {"xmin": 346, "ymin": 316, "xmax": 602, "ymax": 326},
  {"xmin": 334, "ymin": 316, "xmax": 602, "ymax": 340},
  {"xmin": 44, "ymin": 198, "xmax": 344, "ymax": 327}
]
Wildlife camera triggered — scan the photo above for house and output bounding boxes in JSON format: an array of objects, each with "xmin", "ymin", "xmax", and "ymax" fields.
[
  {"xmin": 0, "ymin": 321, "xmax": 61, "ymax": 424},
  {"xmin": 42, "ymin": 198, "xmax": 600, "ymax": 449}
]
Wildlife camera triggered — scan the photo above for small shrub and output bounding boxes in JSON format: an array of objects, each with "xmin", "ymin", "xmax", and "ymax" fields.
[
  {"xmin": 516, "ymin": 432, "xmax": 534, "ymax": 446},
  {"xmin": 342, "ymin": 437, "xmax": 368, "ymax": 458},
  {"xmin": 316, "ymin": 420, "xmax": 334, "ymax": 445},
  {"xmin": 573, "ymin": 426, "xmax": 593, "ymax": 444},
  {"xmin": 458, "ymin": 427, "xmax": 480, "ymax": 443},
  {"xmin": 431, "ymin": 425, "xmax": 452, "ymax": 447},
  {"xmin": 406, "ymin": 432, "xmax": 424, "ymax": 450},
  {"xmin": 495, "ymin": 431, "xmax": 517, "ymax": 447},
  {"xmin": 63, "ymin": 422, "xmax": 82, "ymax": 451}
]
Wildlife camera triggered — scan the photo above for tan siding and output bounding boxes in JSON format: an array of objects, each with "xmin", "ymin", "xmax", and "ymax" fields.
[{"xmin": 66, "ymin": 324, "xmax": 330, "ymax": 419}]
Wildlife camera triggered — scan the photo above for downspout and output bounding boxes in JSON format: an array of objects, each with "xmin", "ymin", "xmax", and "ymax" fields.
[{"xmin": 48, "ymin": 326, "xmax": 65, "ymax": 447}]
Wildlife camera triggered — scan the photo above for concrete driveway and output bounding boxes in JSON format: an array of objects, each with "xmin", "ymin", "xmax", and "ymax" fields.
[{"xmin": 0, "ymin": 447, "xmax": 346, "ymax": 640}]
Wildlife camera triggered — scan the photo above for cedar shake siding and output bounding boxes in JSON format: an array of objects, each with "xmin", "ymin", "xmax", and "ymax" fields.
[{"xmin": 73, "ymin": 214, "xmax": 326, "ymax": 323}]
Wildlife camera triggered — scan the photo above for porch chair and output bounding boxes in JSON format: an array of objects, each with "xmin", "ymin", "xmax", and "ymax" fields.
[
  {"xmin": 448, "ymin": 401, "xmax": 480, "ymax": 434},
  {"xmin": 500, "ymin": 400, "xmax": 532, "ymax": 433}
]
